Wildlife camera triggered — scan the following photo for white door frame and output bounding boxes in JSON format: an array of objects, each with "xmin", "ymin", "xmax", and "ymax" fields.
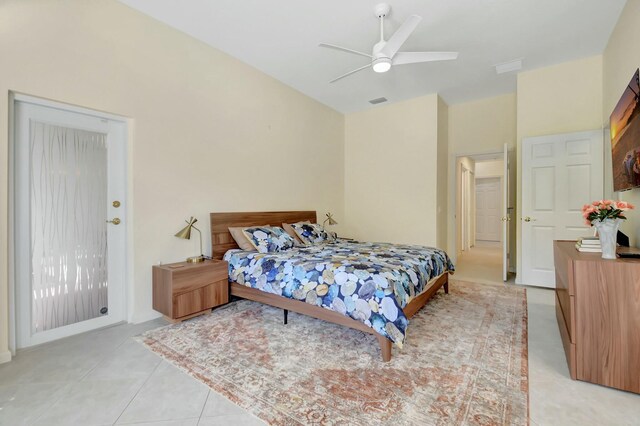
[
  {"xmin": 461, "ymin": 165, "xmax": 469, "ymax": 251},
  {"xmin": 468, "ymin": 170, "xmax": 475, "ymax": 248},
  {"xmin": 502, "ymin": 143, "xmax": 509, "ymax": 281},
  {"xmin": 454, "ymin": 150, "xmax": 506, "ymax": 255},
  {"xmin": 9, "ymin": 93, "xmax": 131, "ymax": 353}
]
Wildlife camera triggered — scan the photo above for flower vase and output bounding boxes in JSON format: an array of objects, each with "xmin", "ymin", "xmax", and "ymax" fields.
[{"xmin": 594, "ymin": 218, "xmax": 620, "ymax": 260}]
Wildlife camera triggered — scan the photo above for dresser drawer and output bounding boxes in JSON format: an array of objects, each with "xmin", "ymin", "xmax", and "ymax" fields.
[
  {"xmin": 554, "ymin": 247, "xmax": 574, "ymax": 296},
  {"xmin": 556, "ymin": 293, "xmax": 577, "ymax": 379},
  {"xmin": 556, "ymin": 289, "xmax": 575, "ymax": 343}
]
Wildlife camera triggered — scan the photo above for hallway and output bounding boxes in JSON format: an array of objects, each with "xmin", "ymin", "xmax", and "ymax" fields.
[{"xmin": 453, "ymin": 241, "xmax": 507, "ymax": 285}]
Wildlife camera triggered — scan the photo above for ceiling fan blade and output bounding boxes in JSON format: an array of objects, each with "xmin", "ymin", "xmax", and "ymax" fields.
[
  {"xmin": 329, "ymin": 63, "xmax": 371, "ymax": 83},
  {"xmin": 393, "ymin": 51, "xmax": 459, "ymax": 65},
  {"xmin": 319, "ymin": 43, "xmax": 373, "ymax": 59},
  {"xmin": 380, "ymin": 15, "xmax": 422, "ymax": 59}
]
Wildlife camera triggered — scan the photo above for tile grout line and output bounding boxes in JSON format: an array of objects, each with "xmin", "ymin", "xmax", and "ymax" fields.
[
  {"xmin": 77, "ymin": 350, "xmax": 119, "ymax": 382},
  {"xmin": 26, "ymin": 381, "xmax": 74, "ymax": 426},
  {"xmin": 197, "ymin": 390, "xmax": 212, "ymax": 424},
  {"xmin": 111, "ymin": 357, "xmax": 165, "ymax": 425},
  {"xmin": 78, "ymin": 331, "xmax": 138, "ymax": 382}
]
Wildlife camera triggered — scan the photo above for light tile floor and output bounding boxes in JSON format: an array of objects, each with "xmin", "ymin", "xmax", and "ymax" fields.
[
  {"xmin": 0, "ymin": 319, "xmax": 264, "ymax": 426},
  {"xmin": 1, "ymin": 287, "xmax": 638, "ymax": 425}
]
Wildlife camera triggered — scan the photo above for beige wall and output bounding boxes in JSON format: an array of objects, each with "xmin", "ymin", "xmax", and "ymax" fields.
[
  {"xmin": 344, "ymin": 94, "xmax": 440, "ymax": 245},
  {"xmin": 446, "ymin": 93, "xmax": 517, "ymax": 264},
  {"xmin": 516, "ymin": 55, "xmax": 604, "ymax": 280},
  {"xmin": 0, "ymin": 0, "xmax": 344, "ymax": 359},
  {"xmin": 604, "ymin": 0, "xmax": 640, "ymax": 246},
  {"xmin": 475, "ymin": 160, "xmax": 504, "ymax": 178},
  {"xmin": 449, "ymin": 93, "xmax": 517, "ymax": 154},
  {"xmin": 436, "ymin": 97, "xmax": 449, "ymax": 249}
]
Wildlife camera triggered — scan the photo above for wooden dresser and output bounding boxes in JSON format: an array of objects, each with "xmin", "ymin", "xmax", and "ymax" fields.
[
  {"xmin": 153, "ymin": 259, "xmax": 229, "ymax": 322},
  {"xmin": 553, "ymin": 240, "xmax": 640, "ymax": 394}
]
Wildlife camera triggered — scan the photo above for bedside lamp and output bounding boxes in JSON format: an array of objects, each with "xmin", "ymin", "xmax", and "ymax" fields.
[
  {"xmin": 323, "ymin": 212, "xmax": 338, "ymax": 227},
  {"xmin": 174, "ymin": 216, "xmax": 205, "ymax": 263}
]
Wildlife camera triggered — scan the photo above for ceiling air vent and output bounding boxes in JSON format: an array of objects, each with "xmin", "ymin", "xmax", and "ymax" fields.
[
  {"xmin": 369, "ymin": 97, "xmax": 388, "ymax": 105},
  {"xmin": 494, "ymin": 59, "xmax": 523, "ymax": 75}
]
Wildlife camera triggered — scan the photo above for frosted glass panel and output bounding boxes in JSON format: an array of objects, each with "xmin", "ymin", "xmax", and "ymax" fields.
[{"xmin": 30, "ymin": 121, "xmax": 108, "ymax": 333}]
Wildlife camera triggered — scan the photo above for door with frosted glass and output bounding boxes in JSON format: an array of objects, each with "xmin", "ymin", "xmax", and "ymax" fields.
[{"xmin": 14, "ymin": 99, "xmax": 127, "ymax": 348}]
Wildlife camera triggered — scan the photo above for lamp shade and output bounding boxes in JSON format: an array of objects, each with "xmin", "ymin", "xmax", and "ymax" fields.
[
  {"xmin": 175, "ymin": 217, "xmax": 197, "ymax": 239},
  {"xmin": 323, "ymin": 212, "xmax": 338, "ymax": 226},
  {"xmin": 174, "ymin": 217, "xmax": 205, "ymax": 263}
]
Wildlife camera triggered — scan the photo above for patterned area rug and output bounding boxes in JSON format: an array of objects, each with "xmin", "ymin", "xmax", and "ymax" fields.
[{"xmin": 138, "ymin": 280, "xmax": 528, "ymax": 425}]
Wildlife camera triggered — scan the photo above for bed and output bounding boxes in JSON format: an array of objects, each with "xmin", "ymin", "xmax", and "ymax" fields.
[{"xmin": 210, "ymin": 211, "xmax": 454, "ymax": 361}]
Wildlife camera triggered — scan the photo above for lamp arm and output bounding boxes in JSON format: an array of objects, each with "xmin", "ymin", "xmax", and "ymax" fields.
[
  {"xmin": 192, "ymin": 225, "xmax": 203, "ymax": 255},
  {"xmin": 323, "ymin": 217, "xmax": 329, "ymax": 227}
]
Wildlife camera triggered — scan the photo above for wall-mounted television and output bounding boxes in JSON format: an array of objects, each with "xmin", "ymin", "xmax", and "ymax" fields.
[{"xmin": 611, "ymin": 68, "xmax": 640, "ymax": 192}]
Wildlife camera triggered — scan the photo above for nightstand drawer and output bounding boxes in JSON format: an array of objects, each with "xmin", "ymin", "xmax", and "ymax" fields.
[
  {"xmin": 173, "ymin": 279, "xmax": 229, "ymax": 318},
  {"xmin": 172, "ymin": 264, "xmax": 228, "ymax": 295},
  {"xmin": 174, "ymin": 288, "xmax": 206, "ymax": 318},
  {"xmin": 203, "ymin": 279, "xmax": 229, "ymax": 307}
]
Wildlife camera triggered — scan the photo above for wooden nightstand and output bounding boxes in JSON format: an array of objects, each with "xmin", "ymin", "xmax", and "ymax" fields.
[{"xmin": 152, "ymin": 259, "xmax": 229, "ymax": 322}]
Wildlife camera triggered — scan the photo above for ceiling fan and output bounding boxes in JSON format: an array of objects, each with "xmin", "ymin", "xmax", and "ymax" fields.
[{"xmin": 319, "ymin": 3, "xmax": 459, "ymax": 83}]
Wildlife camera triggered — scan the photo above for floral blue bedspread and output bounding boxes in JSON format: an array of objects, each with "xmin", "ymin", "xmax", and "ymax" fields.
[{"xmin": 223, "ymin": 241, "xmax": 454, "ymax": 348}]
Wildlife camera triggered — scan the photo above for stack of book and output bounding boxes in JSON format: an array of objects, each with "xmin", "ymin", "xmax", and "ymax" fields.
[{"xmin": 575, "ymin": 237, "xmax": 601, "ymax": 253}]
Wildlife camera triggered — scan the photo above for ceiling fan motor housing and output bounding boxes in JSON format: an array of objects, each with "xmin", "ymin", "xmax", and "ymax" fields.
[
  {"xmin": 374, "ymin": 3, "xmax": 391, "ymax": 18},
  {"xmin": 372, "ymin": 39, "xmax": 391, "ymax": 73}
]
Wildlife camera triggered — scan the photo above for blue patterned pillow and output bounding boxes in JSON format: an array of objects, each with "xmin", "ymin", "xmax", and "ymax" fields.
[
  {"xmin": 290, "ymin": 222, "xmax": 336, "ymax": 245},
  {"xmin": 242, "ymin": 226, "xmax": 296, "ymax": 253}
]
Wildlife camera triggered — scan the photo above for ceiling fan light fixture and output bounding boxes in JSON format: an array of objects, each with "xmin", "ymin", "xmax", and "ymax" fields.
[
  {"xmin": 319, "ymin": 4, "xmax": 458, "ymax": 83},
  {"xmin": 372, "ymin": 57, "xmax": 392, "ymax": 73}
]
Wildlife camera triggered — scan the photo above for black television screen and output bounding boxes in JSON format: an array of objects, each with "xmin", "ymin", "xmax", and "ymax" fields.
[{"xmin": 611, "ymin": 68, "xmax": 640, "ymax": 192}]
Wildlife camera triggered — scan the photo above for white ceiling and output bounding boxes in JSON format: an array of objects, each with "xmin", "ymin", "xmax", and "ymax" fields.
[{"xmin": 119, "ymin": 0, "xmax": 626, "ymax": 113}]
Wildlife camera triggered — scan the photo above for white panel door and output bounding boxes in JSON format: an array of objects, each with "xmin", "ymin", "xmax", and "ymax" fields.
[
  {"xmin": 476, "ymin": 178, "xmax": 501, "ymax": 241},
  {"xmin": 521, "ymin": 130, "xmax": 603, "ymax": 287}
]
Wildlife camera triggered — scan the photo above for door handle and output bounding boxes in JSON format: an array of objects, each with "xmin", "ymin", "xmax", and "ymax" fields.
[
  {"xmin": 106, "ymin": 218, "xmax": 121, "ymax": 225},
  {"xmin": 522, "ymin": 216, "xmax": 536, "ymax": 222},
  {"xmin": 500, "ymin": 216, "xmax": 511, "ymax": 222}
]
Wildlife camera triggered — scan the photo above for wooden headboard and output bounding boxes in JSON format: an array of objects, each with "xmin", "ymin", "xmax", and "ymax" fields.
[{"xmin": 210, "ymin": 211, "xmax": 317, "ymax": 259}]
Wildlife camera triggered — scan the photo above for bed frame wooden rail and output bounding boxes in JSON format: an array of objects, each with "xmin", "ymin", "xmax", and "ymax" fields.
[{"xmin": 210, "ymin": 211, "xmax": 449, "ymax": 362}]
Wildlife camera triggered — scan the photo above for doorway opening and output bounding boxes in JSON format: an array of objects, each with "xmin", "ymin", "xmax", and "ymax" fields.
[{"xmin": 455, "ymin": 146, "xmax": 513, "ymax": 284}]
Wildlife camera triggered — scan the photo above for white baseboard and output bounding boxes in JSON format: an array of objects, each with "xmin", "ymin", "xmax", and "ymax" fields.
[
  {"xmin": 0, "ymin": 350, "xmax": 12, "ymax": 364},
  {"xmin": 129, "ymin": 310, "xmax": 162, "ymax": 324}
]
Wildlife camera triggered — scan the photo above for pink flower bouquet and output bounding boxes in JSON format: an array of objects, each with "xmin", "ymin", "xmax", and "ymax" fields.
[{"xmin": 581, "ymin": 200, "xmax": 634, "ymax": 226}]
